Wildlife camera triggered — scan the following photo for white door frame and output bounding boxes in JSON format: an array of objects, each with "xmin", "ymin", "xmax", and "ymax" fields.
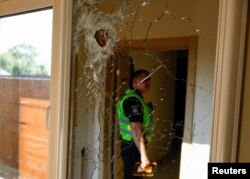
[
  {"xmin": 211, "ymin": 0, "xmax": 248, "ymax": 162},
  {"xmin": 49, "ymin": 0, "xmax": 72, "ymax": 179}
]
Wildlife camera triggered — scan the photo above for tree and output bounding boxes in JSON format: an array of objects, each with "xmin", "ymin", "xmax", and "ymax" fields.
[{"xmin": 0, "ymin": 43, "xmax": 49, "ymax": 76}]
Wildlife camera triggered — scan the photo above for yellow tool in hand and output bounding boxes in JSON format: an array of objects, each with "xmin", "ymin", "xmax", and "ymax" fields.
[{"xmin": 133, "ymin": 162, "xmax": 157, "ymax": 177}]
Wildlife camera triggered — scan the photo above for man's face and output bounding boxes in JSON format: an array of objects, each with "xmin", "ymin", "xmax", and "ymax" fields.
[{"xmin": 133, "ymin": 73, "xmax": 151, "ymax": 93}]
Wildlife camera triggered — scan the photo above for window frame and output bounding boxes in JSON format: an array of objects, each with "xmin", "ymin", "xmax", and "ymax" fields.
[
  {"xmin": 0, "ymin": 0, "xmax": 53, "ymax": 16},
  {"xmin": 0, "ymin": 0, "xmax": 73, "ymax": 179}
]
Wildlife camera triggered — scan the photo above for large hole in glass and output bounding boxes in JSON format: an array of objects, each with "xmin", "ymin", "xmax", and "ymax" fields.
[{"xmin": 70, "ymin": 0, "xmax": 219, "ymax": 179}]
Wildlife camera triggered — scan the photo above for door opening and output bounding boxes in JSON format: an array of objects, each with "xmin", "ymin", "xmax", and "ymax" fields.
[
  {"xmin": 122, "ymin": 49, "xmax": 188, "ymax": 179},
  {"xmin": 152, "ymin": 50, "xmax": 188, "ymax": 179},
  {"xmin": 102, "ymin": 37, "xmax": 196, "ymax": 179}
]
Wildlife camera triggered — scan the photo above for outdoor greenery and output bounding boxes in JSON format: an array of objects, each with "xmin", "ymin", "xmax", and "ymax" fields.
[{"xmin": 0, "ymin": 43, "xmax": 49, "ymax": 76}]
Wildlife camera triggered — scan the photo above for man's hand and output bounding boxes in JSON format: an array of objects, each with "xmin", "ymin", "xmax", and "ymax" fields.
[
  {"xmin": 131, "ymin": 122, "xmax": 150, "ymax": 168},
  {"xmin": 140, "ymin": 155, "xmax": 150, "ymax": 168}
]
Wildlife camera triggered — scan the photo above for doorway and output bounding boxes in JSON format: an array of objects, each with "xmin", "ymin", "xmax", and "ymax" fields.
[
  {"xmin": 148, "ymin": 50, "xmax": 188, "ymax": 179},
  {"xmin": 126, "ymin": 49, "xmax": 187, "ymax": 179},
  {"xmin": 104, "ymin": 37, "xmax": 196, "ymax": 179}
]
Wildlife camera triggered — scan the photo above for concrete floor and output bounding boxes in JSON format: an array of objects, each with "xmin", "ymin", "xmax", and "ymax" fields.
[{"xmin": 0, "ymin": 163, "xmax": 18, "ymax": 179}]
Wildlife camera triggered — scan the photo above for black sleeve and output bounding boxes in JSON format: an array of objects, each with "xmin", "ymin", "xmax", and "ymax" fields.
[{"xmin": 123, "ymin": 97, "xmax": 143, "ymax": 123}]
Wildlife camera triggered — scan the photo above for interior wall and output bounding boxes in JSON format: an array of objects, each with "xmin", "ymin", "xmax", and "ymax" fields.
[{"xmin": 128, "ymin": 50, "xmax": 177, "ymax": 162}]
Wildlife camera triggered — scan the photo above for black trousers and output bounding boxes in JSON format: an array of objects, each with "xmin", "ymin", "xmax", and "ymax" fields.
[{"xmin": 121, "ymin": 141, "xmax": 143, "ymax": 179}]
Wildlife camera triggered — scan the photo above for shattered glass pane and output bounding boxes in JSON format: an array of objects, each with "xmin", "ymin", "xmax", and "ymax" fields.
[{"xmin": 70, "ymin": 0, "xmax": 218, "ymax": 179}]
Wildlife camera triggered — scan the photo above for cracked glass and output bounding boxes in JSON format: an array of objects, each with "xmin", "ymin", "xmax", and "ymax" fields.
[{"xmin": 69, "ymin": 0, "xmax": 219, "ymax": 179}]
